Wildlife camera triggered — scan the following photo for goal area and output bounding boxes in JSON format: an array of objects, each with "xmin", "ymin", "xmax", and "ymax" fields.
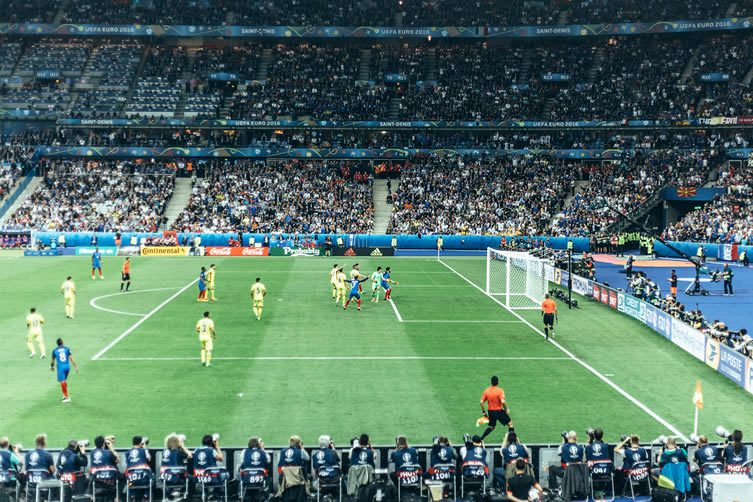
[{"xmin": 486, "ymin": 248, "xmax": 549, "ymax": 310}]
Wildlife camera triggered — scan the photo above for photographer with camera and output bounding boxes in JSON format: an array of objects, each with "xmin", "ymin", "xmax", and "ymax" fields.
[
  {"xmin": 388, "ymin": 436, "xmax": 419, "ymax": 486},
  {"xmin": 613, "ymin": 435, "xmax": 649, "ymax": 490},
  {"xmin": 548, "ymin": 431, "xmax": 584, "ymax": 492},
  {"xmin": 493, "ymin": 431, "xmax": 530, "ymax": 492},
  {"xmin": 162, "ymin": 434, "xmax": 192, "ymax": 469},
  {"xmin": 311, "ymin": 435, "xmax": 340, "ymax": 490},
  {"xmin": 240, "ymin": 437, "xmax": 269, "ymax": 471},
  {"xmin": 126, "ymin": 436, "xmax": 151, "ymax": 470},
  {"xmin": 57, "ymin": 440, "xmax": 88, "ymax": 500},
  {"xmin": 585, "ymin": 428, "xmax": 610, "ymax": 464},
  {"xmin": 91, "ymin": 436, "xmax": 119, "ymax": 471},
  {"xmin": 0, "ymin": 436, "xmax": 24, "ymax": 477},
  {"xmin": 349, "ymin": 435, "xmax": 375, "ymax": 470},
  {"xmin": 430, "ymin": 436, "xmax": 457, "ymax": 470},
  {"xmin": 722, "ymin": 429, "xmax": 748, "ymax": 473},
  {"xmin": 193, "ymin": 434, "xmax": 224, "ymax": 473},
  {"xmin": 347, "ymin": 435, "xmax": 375, "ymax": 498},
  {"xmin": 460, "ymin": 435, "xmax": 489, "ymax": 487},
  {"xmin": 654, "ymin": 437, "xmax": 691, "ymax": 496},
  {"xmin": 25, "ymin": 434, "xmax": 55, "ymax": 477}
]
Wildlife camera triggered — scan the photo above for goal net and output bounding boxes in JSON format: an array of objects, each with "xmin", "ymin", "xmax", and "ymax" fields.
[{"xmin": 486, "ymin": 248, "xmax": 548, "ymax": 310}]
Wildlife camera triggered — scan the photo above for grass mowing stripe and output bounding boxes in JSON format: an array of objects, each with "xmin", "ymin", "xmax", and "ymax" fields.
[
  {"xmin": 437, "ymin": 257, "xmax": 691, "ymax": 442},
  {"xmin": 91, "ymin": 279, "xmax": 197, "ymax": 360}
]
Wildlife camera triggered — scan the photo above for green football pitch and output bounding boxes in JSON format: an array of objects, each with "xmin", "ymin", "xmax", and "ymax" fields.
[{"xmin": 2, "ymin": 254, "xmax": 752, "ymax": 448}]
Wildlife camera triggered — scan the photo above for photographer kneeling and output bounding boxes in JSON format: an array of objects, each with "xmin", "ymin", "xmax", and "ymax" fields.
[{"xmin": 57, "ymin": 440, "xmax": 88, "ymax": 501}]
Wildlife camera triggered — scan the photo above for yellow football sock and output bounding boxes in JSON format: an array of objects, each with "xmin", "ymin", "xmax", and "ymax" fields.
[
  {"xmin": 201, "ymin": 349, "xmax": 206, "ymax": 363},
  {"xmin": 27, "ymin": 342, "xmax": 35, "ymax": 354},
  {"xmin": 206, "ymin": 352, "xmax": 212, "ymax": 364},
  {"xmin": 257, "ymin": 308, "xmax": 263, "ymax": 320}
]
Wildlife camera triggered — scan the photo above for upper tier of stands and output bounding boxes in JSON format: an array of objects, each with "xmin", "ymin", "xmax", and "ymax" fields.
[
  {"xmin": 1, "ymin": 36, "xmax": 752, "ymax": 121},
  {"xmin": 16, "ymin": 0, "xmax": 753, "ymax": 25}
]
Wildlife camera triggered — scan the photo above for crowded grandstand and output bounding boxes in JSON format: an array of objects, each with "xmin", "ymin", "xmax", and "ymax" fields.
[{"xmin": 1, "ymin": 1, "xmax": 753, "ymax": 502}]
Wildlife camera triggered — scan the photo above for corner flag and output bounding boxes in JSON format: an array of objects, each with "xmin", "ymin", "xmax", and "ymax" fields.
[{"xmin": 693, "ymin": 380, "xmax": 703, "ymax": 410}]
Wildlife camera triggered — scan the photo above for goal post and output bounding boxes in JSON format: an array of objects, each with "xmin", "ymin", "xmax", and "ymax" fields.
[{"xmin": 486, "ymin": 248, "xmax": 549, "ymax": 310}]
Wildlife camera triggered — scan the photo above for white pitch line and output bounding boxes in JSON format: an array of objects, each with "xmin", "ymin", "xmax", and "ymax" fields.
[
  {"xmin": 437, "ymin": 258, "xmax": 690, "ymax": 442},
  {"xmin": 98, "ymin": 356, "xmax": 573, "ymax": 361},
  {"xmin": 91, "ymin": 279, "xmax": 197, "ymax": 361},
  {"xmin": 89, "ymin": 287, "xmax": 183, "ymax": 318},
  {"xmin": 402, "ymin": 319, "xmax": 523, "ymax": 323},
  {"xmin": 388, "ymin": 298, "xmax": 403, "ymax": 322}
]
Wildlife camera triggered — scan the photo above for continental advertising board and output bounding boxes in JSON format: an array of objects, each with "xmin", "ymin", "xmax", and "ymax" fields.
[{"xmin": 140, "ymin": 246, "xmax": 190, "ymax": 256}]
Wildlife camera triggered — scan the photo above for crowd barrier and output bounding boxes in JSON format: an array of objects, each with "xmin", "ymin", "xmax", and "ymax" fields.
[
  {"xmin": 545, "ymin": 264, "xmax": 753, "ymax": 397},
  {"xmin": 31, "ymin": 233, "xmax": 590, "ymax": 252}
]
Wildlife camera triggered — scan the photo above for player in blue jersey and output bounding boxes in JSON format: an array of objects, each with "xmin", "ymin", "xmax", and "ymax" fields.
[
  {"xmin": 91, "ymin": 249, "xmax": 104, "ymax": 280},
  {"xmin": 198, "ymin": 266, "xmax": 208, "ymax": 302},
  {"xmin": 50, "ymin": 338, "xmax": 79, "ymax": 403},
  {"xmin": 381, "ymin": 267, "xmax": 399, "ymax": 301},
  {"xmin": 344, "ymin": 276, "xmax": 369, "ymax": 311}
]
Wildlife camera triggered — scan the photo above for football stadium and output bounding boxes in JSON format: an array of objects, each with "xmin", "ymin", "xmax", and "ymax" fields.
[{"xmin": 1, "ymin": 1, "xmax": 753, "ymax": 501}]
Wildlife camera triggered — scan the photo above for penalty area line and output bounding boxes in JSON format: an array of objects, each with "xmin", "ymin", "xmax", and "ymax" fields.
[
  {"xmin": 91, "ymin": 279, "xmax": 198, "ymax": 361},
  {"xmin": 97, "ymin": 356, "xmax": 573, "ymax": 362},
  {"xmin": 437, "ymin": 258, "xmax": 690, "ymax": 442},
  {"xmin": 388, "ymin": 298, "xmax": 403, "ymax": 322}
]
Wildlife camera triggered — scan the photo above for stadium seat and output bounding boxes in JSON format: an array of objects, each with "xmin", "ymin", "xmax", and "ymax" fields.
[
  {"xmin": 0, "ymin": 468, "xmax": 21, "ymax": 502},
  {"xmin": 196, "ymin": 467, "xmax": 228, "ymax": 502},
  {"xmin": 125, "ymin": 467, "xmax": 153, "ymax": 502},
  {"xmin": 237, "ymin": 467, "xmax": 269, "ymax": 502},
  {"xmin": 426, "ymin": 463, "xmax": 456, "ymax": 501},
  {"xmin": 394, "ymin": 465, "xmax": 423, "ymax": 502},
  {"xmin": 33, "ymin": 478, "xmax": 63, "ymax": 502},
  {"xmin": 698, "ymin": 462, "xmax": 724, "ymax": 502},
  {"xmin": 622, "ymin": 461, "xmax": 651, "ymax": 501},
  {"xmin": 158, "ymin": 466, "xmax": 189, "ymax": 502},
  {"xmin": 90, "ymin": 466, "xmax": 120, "ymax": 502},
  {"xmin": 588, "ymin": 460, "xmax": 615, "ymax": 501},
  {"xmin": 314, "ymin": 464, "xmax": 342, "ymax": 502}
]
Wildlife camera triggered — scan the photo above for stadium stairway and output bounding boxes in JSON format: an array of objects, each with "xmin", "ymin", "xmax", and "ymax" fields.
[
  {"xmin": 373, "ymin": 178, "xmax": 398, "ymax": 234},
  {"xmin": 164, "ymin": 178, "xmax": 193, "ymax": 227},
  {"xmin": 0, "ymin": 176, "xmax": 42, "ymax": 225}
]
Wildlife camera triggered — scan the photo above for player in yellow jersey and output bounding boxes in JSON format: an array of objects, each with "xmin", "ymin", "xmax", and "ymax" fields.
[
  {"xmin": 206, "ymin": 264, "xmax": 217, "ymax": 301},
  {"xmin": 60, "ymin": 276, "xmax": 77, "ymax": 319},
  {"xmin": 196, "ymin": 311, "xmax": 216, "ymax": 367},
  {"xmin": 26, "ymin": 307, "xmax": 46, "ymax": 359},
  {"xmin": 350, "ymin": 263, "xmax": 366, "ymax": 294},
  {"xmin": 329, "ymin": 263, "xmax": 339, "ymax": 299},
  {"xmin": 250, "ymin": 277, "xmax": 267, "ymax": 320},
  {"xmin": 335, "ymin": 267, "xmax": 347, "ymax": 307}
]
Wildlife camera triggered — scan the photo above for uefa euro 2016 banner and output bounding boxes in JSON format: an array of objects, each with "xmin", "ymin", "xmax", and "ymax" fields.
[
  {"xmin": 35, "ymin": 146, "xmax": 634, "ymax": 160},
  {"xmin": 1, "ymin": 17, "xmax": 752, "ymax": 39},
  {"xmin": 48, "ymin": 117, "xmax": 753, "ymax": 129}
]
